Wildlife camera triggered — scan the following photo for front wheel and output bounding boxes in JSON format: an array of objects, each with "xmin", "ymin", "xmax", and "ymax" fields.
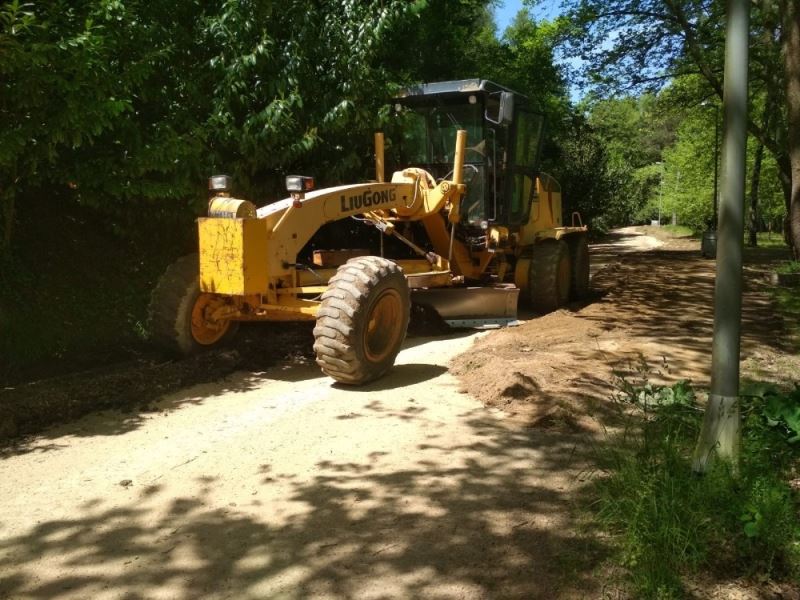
[
  {"xmin": 148, "ymin": 254, "xmax": 239, "ymax": 355},
  {"xmin": 313, "ymin": 256, "xmax": 410, "ymax": 385}
]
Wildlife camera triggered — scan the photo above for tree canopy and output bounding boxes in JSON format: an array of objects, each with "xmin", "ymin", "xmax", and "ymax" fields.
[{"xmin": 562, "ymin": 0, "xmax": 800, "ymax": 254}]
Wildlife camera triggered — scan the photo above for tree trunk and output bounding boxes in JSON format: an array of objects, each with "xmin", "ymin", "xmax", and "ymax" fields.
[
  {"xmin": 793, "ymin": 186, "xmax": 800, "ymax": 258},
  {"xmin": 748, "ymin": 128, "xmax": 767, "ymax": 247},
  {"xmin": 784, "ymin": 0, "xmax": 800, "ymax": 259},
  {"xmin": 748, "ymin": 146, "xmax": 763, "ymax": 247},
  {"xmin": 775, "ymin": 156, "xmax": 793, "ymax": 246},
  {"xmin": 693, "ymin": 0, "xmax": 749, "ymax": 473},
  {"xmin": 0, "ymin": 191, "xmax": 14, "ymax": 258},
  {"xmin": 693, "ymin": 395, "xmax": 740, "ymax": 473}
]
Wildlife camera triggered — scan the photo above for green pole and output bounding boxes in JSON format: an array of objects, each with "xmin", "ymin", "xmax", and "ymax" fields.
[{"xmin": 692, "ymin": 0, "xmax": 749, "ymax": 472}]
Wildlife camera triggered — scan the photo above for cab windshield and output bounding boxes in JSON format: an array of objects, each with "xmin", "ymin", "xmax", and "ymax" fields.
[
  {"xmin": 391, "ymin": 100, "xmax": 488, "ymax": 225},
  {"xmin": 395, "ymin": 101, "xmax": 484, "ymax": 168}
]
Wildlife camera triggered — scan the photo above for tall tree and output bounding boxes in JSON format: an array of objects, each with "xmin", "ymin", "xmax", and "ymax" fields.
[
  {"xmin": 783, "ymin": 0, "xmax": 800, "ymax": 255},
  {"xmin": 380, "ymin": 0, "xmax": 499, "ymax": 84},
  {"xmin": 749, "ymin": 125, "xmax": 768, "ymax": 246},
  {"xmin": 561, "ymin": 0, "xmax": 800, "ymax": 256},
  {"xmin": 490, "ymin": 11, "xmax": 571, "ymax": 127},
  {"xmin": 0, "ymin": 0, "xmax": 134, "ymax": 252},
  {"xmin": 0, "ymin": 0, "xmax": 413, "ymax": 254}
]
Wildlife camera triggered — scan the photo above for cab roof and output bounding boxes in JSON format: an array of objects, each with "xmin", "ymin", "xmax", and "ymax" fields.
[{"xmin": 395, "ymin": 79, "xmax": 525, "ymax": 100}]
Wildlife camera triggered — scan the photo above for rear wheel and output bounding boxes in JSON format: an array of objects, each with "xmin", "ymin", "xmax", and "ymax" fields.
[
  {"xmin": 567, "ymin": 234, "xmax": 590, "ymax": 299},
  {"xmin": 148, "ymin": 254, "xmax": 239, "ymax": 355},
  {"xmin": 529, "ymin": 240, "xmax": 571, "ymax": 313},
  {"xmin": 313, "ymin": 256, "xmax": 410, "ymax": 385}
]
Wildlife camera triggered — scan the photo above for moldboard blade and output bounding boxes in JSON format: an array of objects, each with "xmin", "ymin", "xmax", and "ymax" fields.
[{"xmin": 411, "ymin": 285, "xmax": 520, "ymax": 329}]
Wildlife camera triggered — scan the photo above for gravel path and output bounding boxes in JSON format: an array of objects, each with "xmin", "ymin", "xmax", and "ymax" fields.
[{"xmin": 0, "ymin": 331, "xmax": 597, "ymax": 599}]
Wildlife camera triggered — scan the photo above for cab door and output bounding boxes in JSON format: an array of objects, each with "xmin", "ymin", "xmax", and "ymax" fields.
[{"xmin": 506, "ymin": 110, "xmax": 545, "ymax": 226}]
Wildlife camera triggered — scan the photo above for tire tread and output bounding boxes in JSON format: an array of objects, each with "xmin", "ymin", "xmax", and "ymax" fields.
[{"xmin": 313, "ymin": 256, "xmax": 409, "ymax": 385}]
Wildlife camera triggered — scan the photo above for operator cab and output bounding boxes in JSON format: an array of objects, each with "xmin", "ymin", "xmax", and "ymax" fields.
[{"xmin": 389, "ymin": 79, "xmax": 545, "ymax": 233}]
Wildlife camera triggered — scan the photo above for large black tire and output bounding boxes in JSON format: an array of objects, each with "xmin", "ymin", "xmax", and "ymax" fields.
[
  {"xmin": 148, "ymin": 254, "xmax": 239, "ymax": 355},
  {"xmin": 313, "ymin": 256, "xmax": 410, "ymax": 385},
  {"xmin": 567, "ymin": 234, "xmax": 590, "ymax": 299},
  {"xmin": 529, "ymin": 240, "xmax": 572, "ymax": 313}
]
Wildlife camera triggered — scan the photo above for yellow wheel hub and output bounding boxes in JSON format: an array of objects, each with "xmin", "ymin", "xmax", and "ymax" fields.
[
  {"xmin": 191, "ymin": 293, "xmax": 232, "ymax": 346},
  {"xmin": 363, "ymin": 289, "xmax": 403, "ymax": 363}
]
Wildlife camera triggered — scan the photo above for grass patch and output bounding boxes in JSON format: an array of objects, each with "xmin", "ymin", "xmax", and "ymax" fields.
[
  {"xmin": 776, "ymin": 260, "xmax": 800, "ymax": 275},
  {"xmin": 660, "ymin": 224, "xmax": 694, "ymax": 238},
  {"xmin": 590, "ymin": 371, "xmax": 800, "ymax": 598},
  {"xmin": 756, "ymin": 231, "xmax": 789, "ymax": 249}
]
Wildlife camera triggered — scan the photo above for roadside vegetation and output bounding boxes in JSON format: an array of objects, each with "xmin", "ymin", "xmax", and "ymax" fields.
[
  {"xmin": 758, "ymin": 231, "xmax": 793, "ymax": 249},
  {"xmin": 771, "ymin": 263, "xmax": 800, "ymax": 352},
  {"xmin": 591, "ymin": 371, "xmax": 800, "ymax": 598},
  {"xmin": 588, "ymin": 230, "xmax": 800, "ymax": 596},
  {"xmin": 658, "ymin": 224, "xmax": 694, "ymax": 238},
  {"xmin": 586, "ymin": 224, "xmax": 799, "ymax": 596}
]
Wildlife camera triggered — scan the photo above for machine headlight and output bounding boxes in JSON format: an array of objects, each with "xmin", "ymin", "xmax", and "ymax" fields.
[
  {"xmin": 285, "ymin": 175, "xmax": 315, "ymax": 193},
  {"xmin": 208, "ymin": 174, "xmax": 232, "ymax": 193}
]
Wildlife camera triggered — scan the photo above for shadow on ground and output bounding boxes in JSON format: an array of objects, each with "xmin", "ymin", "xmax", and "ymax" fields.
[
  {"xmin": 0, "ymin": 318, "xmax": 472, "ymax": 448},
  {"xmin": 588, "ymin": 243, "xmax": 792, "ymax": 372},
  {"xmin": 0, "ymin": 403, "xmax": 607, "ymax": 599}
]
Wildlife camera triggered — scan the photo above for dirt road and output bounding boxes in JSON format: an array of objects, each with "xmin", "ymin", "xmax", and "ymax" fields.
[
  {"xmin": 452, "ymin": 228, "xmax": 794, "ymax": 433},
  {"xmin": 0, "ymin": 331, "xmax": 602, "ymax": 599},
  {"xmin": 1, "ymin": 228, "xmax": 795, "ymax": 600}
]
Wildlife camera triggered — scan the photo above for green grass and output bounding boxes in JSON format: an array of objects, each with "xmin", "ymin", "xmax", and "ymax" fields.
[
  {"xmin": 766, "ymin": 252, "xmax": 800, "ymax": 350},
  {"xmin": 776, "ymin": 260, "xmax": 800, "ymax": 275},
  {"xmin": 591, "ymin": 375, "xmax": 800, "ymax": 599},
  {"xmin": 756, "ymin": 231, "xmax": 789, "ymax": 249},
  {"xmin": 660, "ymin": 224, "xmax": 694, "ymax": 237}
]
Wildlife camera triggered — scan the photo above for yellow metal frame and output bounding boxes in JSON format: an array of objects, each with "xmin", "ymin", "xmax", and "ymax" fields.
[{"xmin": 195, "ymin": 128, "xmax": 588, "ymax": 327}]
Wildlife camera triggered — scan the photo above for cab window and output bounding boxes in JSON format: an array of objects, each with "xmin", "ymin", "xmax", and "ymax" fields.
[{"xmin": 508, "ymin": 111, "xmax": 544, "ymax": 224}]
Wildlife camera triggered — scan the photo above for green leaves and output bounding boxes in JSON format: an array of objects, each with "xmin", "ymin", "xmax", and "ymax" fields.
[
  {"xmin": 741, "ymin": 383, "xmax": 800, "ymax": 445},
  {"xmin": 1, "ymin": 0, "xmax": 413, "ymax": 223},
  {"xmin": 595, "ymin": 373, "xmax": 800, "ymax": 596},
  {"xmin": 0, "ymin": 1, "xmax": 35, "ymax": 37},
  {"xmin": 1, "ymin": 0, "xmax": 575, "ymax": 250},
  {"xmin": 763, "ymin": 385, "xmax": 800, "ymax": 443}
]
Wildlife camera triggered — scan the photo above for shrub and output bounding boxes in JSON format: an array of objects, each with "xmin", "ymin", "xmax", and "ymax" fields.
[{"xmin": 592, "ymin": 374, "xmax": 800, "ymax": 598}]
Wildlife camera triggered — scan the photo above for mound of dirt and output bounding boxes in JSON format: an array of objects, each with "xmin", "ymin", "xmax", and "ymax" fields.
[
  {"xmin": 450, "ymin": 310, "xmax": 615, "ymax": 434},
  {"xmin": 451, "ymin": 234, "xmax": 797, "ymax": 434}
]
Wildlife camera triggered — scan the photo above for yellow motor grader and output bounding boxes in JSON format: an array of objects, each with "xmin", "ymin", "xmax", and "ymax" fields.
[{"xmin": 149, "ymin": 79, "xmax": 588, "ymax": 384}]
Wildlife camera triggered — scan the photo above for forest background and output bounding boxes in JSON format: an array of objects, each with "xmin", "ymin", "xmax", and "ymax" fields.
[{"xmin": 0, "ymin": 0, "xmax": 794, "ymax": 378}]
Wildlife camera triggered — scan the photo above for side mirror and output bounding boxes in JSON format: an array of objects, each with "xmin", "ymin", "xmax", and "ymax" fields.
[{"xmin": 485, "ymin": 91, "xmax": 514, "ymax": 125}]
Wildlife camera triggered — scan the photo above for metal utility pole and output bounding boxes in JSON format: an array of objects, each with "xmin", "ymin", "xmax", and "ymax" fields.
[{"xmin": 693, "ymin": 0, "xmax": 749, "ymax": 472}]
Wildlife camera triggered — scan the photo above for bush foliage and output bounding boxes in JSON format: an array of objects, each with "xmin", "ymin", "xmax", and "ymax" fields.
[{"xmin": 594, "ymin": 372, "xmax": 800, "ymax": 598}]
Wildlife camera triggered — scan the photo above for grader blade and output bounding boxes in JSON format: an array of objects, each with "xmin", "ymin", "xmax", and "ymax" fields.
[{"xmin": 411, "ymin": 285, "xmax": 520, "ymax": 328}]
